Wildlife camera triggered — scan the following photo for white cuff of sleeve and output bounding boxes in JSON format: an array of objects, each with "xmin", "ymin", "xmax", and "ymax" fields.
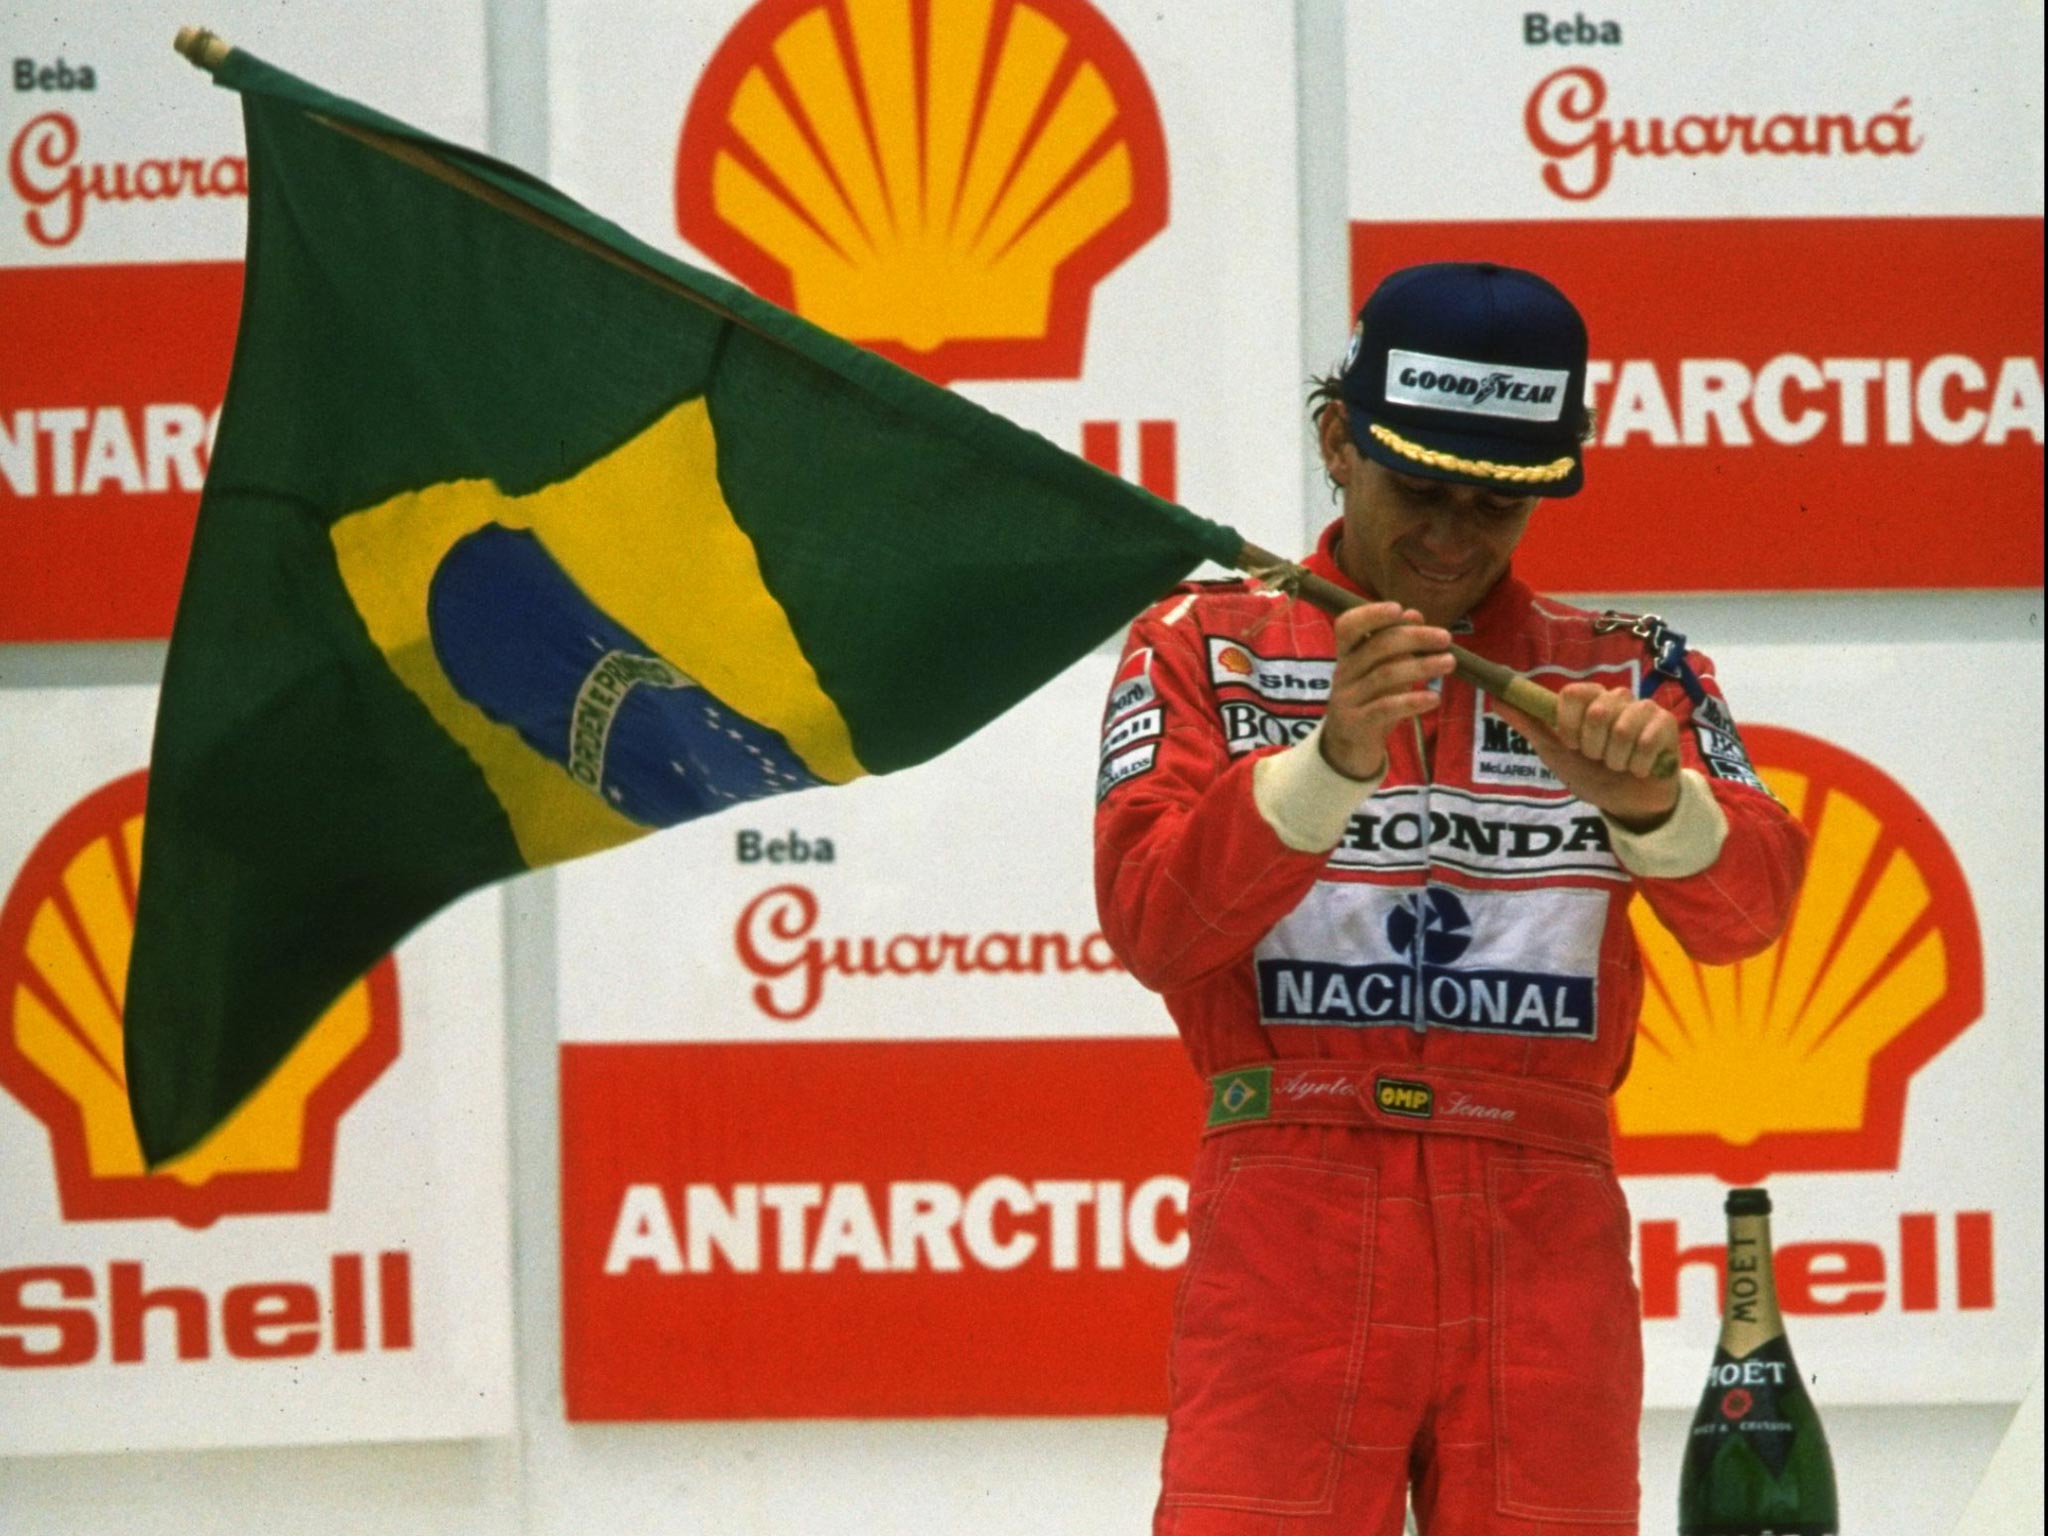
[
  {"xmin": 1604, "ymin": 768, "xmax": 1728, "ymax": 879},
  {"xmin": 1251, "ymin": 722, "xmax": 1385, "ymax": 853}
]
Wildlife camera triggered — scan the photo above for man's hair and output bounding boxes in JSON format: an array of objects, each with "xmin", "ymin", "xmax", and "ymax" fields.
[
  {"xmin": 1304, "ymin": 370, "xmax": 1345, "ymax": 430},
  {"xmin": 1304, "ymin": 368, "xmax": 1597, "ymax": 496}
]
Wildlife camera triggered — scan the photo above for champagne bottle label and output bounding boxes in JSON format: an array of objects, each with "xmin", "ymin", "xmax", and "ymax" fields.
[{"xmin": 1687, "ymin": 1337, "xmax": 1802, "ymax": 1479}]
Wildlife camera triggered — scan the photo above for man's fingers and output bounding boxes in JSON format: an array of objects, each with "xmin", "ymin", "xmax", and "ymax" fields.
[
  {"xmin": 1604, "ymin": 726, "xmax": 1638, "ymax": 773},
  {"xmin": 1575, "ymin": 698, "xmax": 1609, "ymax": 759},
  {"xmin": 1331, "ymin": 602, "xmax": 1417, "ymax": 657},
  {"xmin": 1331, "ymin": 651, "xmax": 1454, "ymax": 706},
  {"xmin": 1332, "ymin": 632, "xmax": 1453, "ymax": 706},
  {"xmin": 1626, "ymin": 729, "xmax": 1663, "ymax": 779},
  {"xmin": 1493, "ymin": 698, "xmax": 1556, "ymax": 747},
  {"xmin": 1370, "ymin": 628, "xmax": 1455, "ymax": 675},
  {"xmin": 1319, "ymin": 685, "xmax": 1441, "ymax": 779},
  {"xmin": 1321, "ymin": 601, "xmax": 1444, "ymax": 779},
  {"xmin": 1338, "ymin": 627, "xmax": 1453, "ymax": 681},
  {"xmin": 1491, "ymin": 699, "xmax": 1582, "ymax": 783},
  {"xmin": 1626, "ymin": 707, "xmax": 1680, "ymax": 779},
  {"xmin": 1332, "ymin": 605, "xmax": 1449, "ymax": 664},
  {"xmin": 1492, "ymin": 686, "xmax": 1683, "ymax": 821},
  {"xmin": 1358, "ymin": 690, "xmax": 1442, "ymax": 729},
  {"xmin": 1601, "ymin": 698, "xmax": 1648, "ymax": 772},
  {"xmin": 1552, "ymin": 683, "xmax": 1595, "ymax": 750},
  {"xmin": 1576, "ymin": 687, "xmax": 1631, "ymax": 762},
  {"xmin": 1330, "ymin": 600, "xmax": 1402, "ymax": 647},
  {"xmin": 1597, "ymin": 704, "xmax": 1662, "ymax": 774}
]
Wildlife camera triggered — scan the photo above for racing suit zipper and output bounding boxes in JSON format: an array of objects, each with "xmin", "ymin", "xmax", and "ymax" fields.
[{"xmin": 1409, "ymin": 711, "xmax": 1432, "ymax": 1036}]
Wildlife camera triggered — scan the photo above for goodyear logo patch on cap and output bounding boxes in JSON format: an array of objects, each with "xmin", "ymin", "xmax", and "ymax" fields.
[
  {"xmin": 1383, "ymin": 348, "xmax": 1569, "ymax": 423},
  {"xmin": 1207, "ymin": 1066, "xmax": 1273, "ymax": 1128},
  {"xmin": 1374, "ymin": 1077, "xmax": 1435, "ymax": 1119}
]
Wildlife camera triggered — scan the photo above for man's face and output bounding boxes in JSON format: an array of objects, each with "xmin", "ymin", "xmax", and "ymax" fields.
[{"xmin": 1319, "ymin": 406, "xmax": 1540, "ymax": 626}]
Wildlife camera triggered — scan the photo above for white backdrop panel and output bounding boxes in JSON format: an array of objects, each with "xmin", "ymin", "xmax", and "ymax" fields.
[
  {"xmin": 547, "ymin": 0, "xmax": 1307, "ymax": 561},
  {"xmin": 0, "ymin": 687, "xmax": 517, "ymax": 1455}
]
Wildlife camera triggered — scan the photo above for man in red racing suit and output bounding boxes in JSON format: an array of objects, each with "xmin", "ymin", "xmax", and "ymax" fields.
[{"xmin": 1094, "ymin": 263, "xmax": 1808, "ymax": 1535}]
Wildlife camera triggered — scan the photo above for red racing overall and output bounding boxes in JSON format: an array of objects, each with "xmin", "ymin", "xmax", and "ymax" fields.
[{"xmin": 1095, "ymin": 522, "xmax": 1807, "ymax": 1535}]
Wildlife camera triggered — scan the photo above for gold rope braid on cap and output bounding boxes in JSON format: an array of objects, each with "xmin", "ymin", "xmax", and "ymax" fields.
[{"xmin": 1368, "ymin": 422, "xmax": 1576, "ymax": 485}]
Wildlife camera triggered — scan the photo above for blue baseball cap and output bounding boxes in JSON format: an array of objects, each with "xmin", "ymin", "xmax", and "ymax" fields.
[{"xmin": 1339, "ymin": 262, "xmax": 1591, "ymax": 498}]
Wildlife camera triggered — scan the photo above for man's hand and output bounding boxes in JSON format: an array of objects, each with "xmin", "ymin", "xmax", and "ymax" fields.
[
  {"xmin": 1499, "ymin": 684, "xmax": 1681, "ymax": 829},
  {"xmin": 1319, "ymin": 602, "xmax": 1454, "ymax": 780}
]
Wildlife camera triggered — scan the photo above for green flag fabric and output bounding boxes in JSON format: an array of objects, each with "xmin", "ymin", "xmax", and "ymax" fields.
[{"xmin": 125, "ymin": 44, "xmax": 1242, "ymax": 1164}]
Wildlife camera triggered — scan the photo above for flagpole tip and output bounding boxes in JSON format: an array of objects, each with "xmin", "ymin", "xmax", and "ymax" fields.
[{"xmin": 174, "ymin": 26, "xmax": 232, "ymax": 71}]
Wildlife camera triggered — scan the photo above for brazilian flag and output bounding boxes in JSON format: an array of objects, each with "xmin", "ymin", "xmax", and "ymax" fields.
[{"xmin": 126, "ymin": 40, "xmax": 1241, "ymax": 1164}]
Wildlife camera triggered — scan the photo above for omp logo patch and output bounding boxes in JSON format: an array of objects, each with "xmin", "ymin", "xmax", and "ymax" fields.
[
  {"xmin": 1383, "ymin": 348, "xmax": 1569, "ymax": 422},
  {"xmin": 0, "ymin": 773, "xmax": 399, "ymax": 1229},
  {"xmin": 1616, "ymin": 726, "xmax": 1983, "ymax": 1182},
  {"xmin": 1374, "ymin": 1077, "xmax": 1433, "ymax": 1119},
  {"xmin": 674, "ymin": 0, "xmax": 1169, "ymax": 384},
  {"xmin": 1205, "ymin": 639, "xmax": 1332, "ymax": 703}
]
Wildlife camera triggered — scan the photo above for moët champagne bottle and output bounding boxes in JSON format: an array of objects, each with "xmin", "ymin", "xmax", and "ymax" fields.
[{"xmin": 1678, "ymin": 1187, "xmax": 1840, "ymax": 1535}]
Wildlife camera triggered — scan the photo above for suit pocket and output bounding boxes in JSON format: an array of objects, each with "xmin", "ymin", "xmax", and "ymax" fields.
[
  {"xmin": 1489, "ymin": 1159, "xmax": 1643, "ymax": 1523},
  {"xmin": 1161, "ymin": 1157, "xmax": 1375, "ymax": 1514}
]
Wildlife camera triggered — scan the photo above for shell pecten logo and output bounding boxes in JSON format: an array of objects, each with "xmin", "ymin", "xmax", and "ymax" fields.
[
  {"xmin": 0, "ymin": 773, "xmax": 398, "ymax": 1229},
  {"xmin": 676, "ymin": 0, "xmax": 1169, "ymax": 382},
  {"xmin": 1615, "ymin": 726, "xmax": 1982, "ymax": 1183}
]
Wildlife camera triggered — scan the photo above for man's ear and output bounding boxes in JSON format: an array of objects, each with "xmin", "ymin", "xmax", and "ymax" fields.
[{"xmin": 1317, "ymin": 401, "xmax": 1352, "ymax": 486}]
